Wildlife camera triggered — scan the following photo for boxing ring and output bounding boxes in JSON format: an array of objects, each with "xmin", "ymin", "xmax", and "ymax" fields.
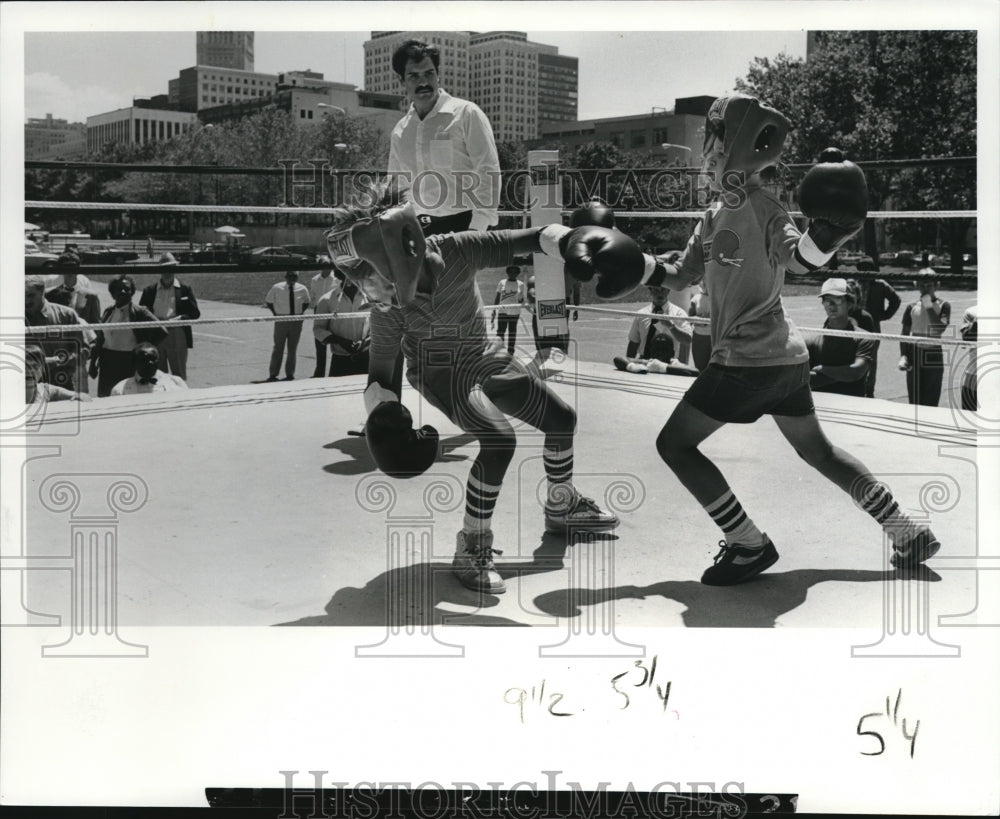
[{"xmin": 8, "ymin": 169, "xmax": 991, "ymax": 653}]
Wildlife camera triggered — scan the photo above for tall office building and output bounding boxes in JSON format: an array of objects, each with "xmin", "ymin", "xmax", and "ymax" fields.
[
  {"xmin": 537, "ymin": 47, "xmax": 578, "ymax": 125},
  {"xmin": 363, "ymin": 31, "xmax": 577, "ymax": 140},
  {"xmin": 196, "ymin": 31, "xmax": 254, "ymax": 71}
]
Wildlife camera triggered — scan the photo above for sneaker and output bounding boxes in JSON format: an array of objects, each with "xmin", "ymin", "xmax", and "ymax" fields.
[
  {"xmin": 453, "ymin": 530, "xmax": 505, "ymax": 594},
  {"xmin": 889, "ymin": 527, "xmax": 940, "ymax": 569},
  {"xmin": 701, "ymin": 536, "xmax": 779, "ymax": 586},
  {"xmin": 613, "ymin": 356, "xmax": 647, "ymax": 374},
  {"xmin": 545, "ymin": 492, "xmax": 620, "ymax": 533}
]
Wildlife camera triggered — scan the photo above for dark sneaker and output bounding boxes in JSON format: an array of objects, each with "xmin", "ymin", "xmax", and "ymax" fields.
[
  {"xmin": 545, "ymin": 492, "xmax": 619, "ymax": 533},
  {"xmin": 890, "ymin": 527, "xmax": 940, "ymax": 569},
  {"xmin": 453, "ymin": 530, "xmax": 505, "ymax": 594},
  {"xmin": 701, "ymin": 536, "xmax": 779, "ymax": 586}
]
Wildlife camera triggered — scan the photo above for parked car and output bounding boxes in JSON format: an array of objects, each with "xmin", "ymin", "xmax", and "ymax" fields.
[
  {"xmin": 76, "ymin": 245, "xmax": 140, "ymax": 265},
  {"xmin": 281, "ymin": 244, "xmax": 324, "ymax": 263},
  {"xmin": 25, "ymin": 238, "xmax": 61, "ymax": 269},
  {"xmin": 877, "ymin": 251, "xmax": 919, "ymax": 268},
  {"xmin": 248, "ymin": 246, "xmax": 312, "ymax": 267}
]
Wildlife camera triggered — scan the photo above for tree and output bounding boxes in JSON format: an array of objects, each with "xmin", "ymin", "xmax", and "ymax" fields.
[{"xmin": 736, "ymin": 31, "xmax": 976, "ymax": 272}]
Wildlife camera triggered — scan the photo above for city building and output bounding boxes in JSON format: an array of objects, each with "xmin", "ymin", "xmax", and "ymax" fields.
[
  {"xmin": 530, "ymin": 96, "xmax": 715, "ymax": 162},
  {"xmin": 196, "ymin": 80, "xmax": 403, "ymax": 137},
  {"xmin": 196, "ymin": 31, "xmax": 254, "ymax": 71},
  {"xmin": 176, "ymin": 65, "xmax": 281, "ymax": 112},
  {"xmin": 537, "ymin": 48, "xmax": 578, "ymax": 125},
  {"xmin": 25, "ymin": 114, "xmax": 86, "ymax": 159},
  {"xmin": 362, "ymin": 30, "xmax": 577, "ymax": 139},
  {"xmin": 194, "ymin": 69, "xmax": 403, "ymax": 134},
  {"xmin": 86, "ymin": 107, "xmax": 198, "ymax": 154},
  {"xmin": 365, "ymin": 31, "xmax": 471, "ymax": 100}
]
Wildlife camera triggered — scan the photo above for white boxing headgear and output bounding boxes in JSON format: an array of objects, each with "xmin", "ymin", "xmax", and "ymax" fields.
[
  {"xmin": 326, "ymin": 202, "xmax": 427, "ymax": 307},
  {"xmin": 703, "ymin": 94, "xmax": 790, "ymax": 178}
]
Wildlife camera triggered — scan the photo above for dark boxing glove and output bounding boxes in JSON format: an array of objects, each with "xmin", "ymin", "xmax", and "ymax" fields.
[
  {"xmin": 798, "ymin": 147, "xmax": 869, "ymax": 256},
  {"xmin": 559, "ymin": 226, "xmax": 647, "ymax": 299},
  {"xmin": 366, "ymin": 401, "xmax": 439, "ymax": 479},
  {"xmin": 569, "ymin": 199, "xmax": 616, "ymax": 229}
]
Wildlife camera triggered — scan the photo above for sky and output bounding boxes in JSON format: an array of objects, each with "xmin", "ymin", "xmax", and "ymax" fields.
[{"xmin": 23, "ymin": 29, "xmax": 808, "ymax": 125}]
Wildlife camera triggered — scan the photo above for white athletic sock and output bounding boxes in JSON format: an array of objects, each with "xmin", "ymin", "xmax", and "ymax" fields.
[{"xmin": 705, "ymin": 490, "xmax": 765, "ymax": 548}]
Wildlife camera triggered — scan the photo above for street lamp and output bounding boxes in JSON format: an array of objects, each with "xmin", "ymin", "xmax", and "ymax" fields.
[
  {"xmin": 316, "ymin": 104, "xmax": 348, "ymax": 154},
  {"xmin": 661, "ymin": 142, "xmax": 693, "ymax": 168}
]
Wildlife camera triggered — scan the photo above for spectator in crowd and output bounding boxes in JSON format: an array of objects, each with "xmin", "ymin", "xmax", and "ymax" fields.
[
  {"xmin": 24, "ymin": 274, "xmax": 94, "ymax": 396},
  {"xmin": 110, "ymin": 343, "xmax": 189, "ymax": 396},
  {"xmin": 24, "ymin": 344, "xmax": 89, "ymax": 404},
  {"xmin": 265, "ymin": 270, "xmax": 310, "ymax": 382},
  {"xmin": 899, "ymin": 275, "xmax": 951, "ymax": 407},
  {"xmin": 388, "ymin": 39, "xmax": 500, "ymax": 236},
  {"xmin": 491, "ymin": 265, "xmax": 525, "ymax": 355},
  {"xmin": 90, "ymin": 275, "xmax": 168, "ymax": 398},
  {"xmin": 659, "ymin": 250, "xmax": 693, "ymax": 364},
  {"xmin": 524, "ymin": 273, "xmax": 543, "ymax": 353},
  {"xmin": 806, "ymin": 278, "xmax": 876, "ymax": 396},
  {"xmin": 960, "ymin": 303, "xmax": 978, "ymax": 412},
  {"xmin": 854, "ymin": 269, "xmax": 901, "ymax": 398},
  {"xmin": 688, "ymin": 282, "xmax": 712, "ymax": 371},
  {"xmin": 613, "ymin": 284, "xmax": 696, "ymax": 375},
  {"xmin": 146, "ymin": 236, "xmax": 155, "ymax": 258},
  {"xmin": 46, "ymin": 253, "xmax": 101, "ymax": 323},
  {"xmin": 45, "ymin": 252, "xmax": 102, "ymax": 394},
  {"xmin": 312, "ymin": 269, "xmax": 371, "ymax": 377},
  {"xmin": 139, "ymin": 266, "xmax": 200, "ymax": 381},
  {"xmin": 309, "ymin": 263, "xmax": 338, "ymax": 378},
  {"xmin": 844, "ymin": 279, "xmax": 876, "ymax": 332}
]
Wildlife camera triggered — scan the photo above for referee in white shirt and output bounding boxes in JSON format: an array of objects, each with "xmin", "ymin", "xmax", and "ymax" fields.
[{"xmin": 388, "ymin": 39, "xmax": 501, "ymax": 236}]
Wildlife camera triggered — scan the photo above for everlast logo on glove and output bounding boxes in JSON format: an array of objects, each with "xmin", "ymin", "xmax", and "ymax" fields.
[{"xmin": 538, "ymin": 300, "xmax": 567, "ymax": 319}]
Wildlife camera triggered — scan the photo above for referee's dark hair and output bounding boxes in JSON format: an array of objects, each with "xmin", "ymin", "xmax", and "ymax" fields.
[{"xmin": 392, "ymin": 40, "xmax": 441, "ymax": 79}]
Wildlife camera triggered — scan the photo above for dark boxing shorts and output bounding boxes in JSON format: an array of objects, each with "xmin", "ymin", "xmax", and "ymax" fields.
[{"xmin": 683, "ymin": 361, "xmax": 814, "ymax": 424}]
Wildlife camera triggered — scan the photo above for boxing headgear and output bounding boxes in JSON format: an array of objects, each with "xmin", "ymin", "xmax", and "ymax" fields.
[
  {"xmin": 703, "ymin": 94, "xmax": 790, "ymax": 179},
  {"xmin": 326, "ymin": 202, "xmax": 427, "ymax": 307}
]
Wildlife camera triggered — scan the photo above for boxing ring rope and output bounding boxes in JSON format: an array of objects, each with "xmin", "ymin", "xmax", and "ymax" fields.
[
  {"xmin": 25, "ymin": 195, "xmax": 977, "ymax": 351},
  {"xmin": 24, "ymin": 306, "xmax": 976, "ymax": 349}
]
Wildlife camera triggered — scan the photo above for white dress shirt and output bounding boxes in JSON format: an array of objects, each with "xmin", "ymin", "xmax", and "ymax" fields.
[
  {"xmin": 309, "ymin": 272, "xmax": 337, "ymax": 308},
  {"xmin": 111, "ymin": 371, "xmax": 189, "ymax": 395},
  {"xmin": 266, "ymin": 281, "xmax": 311, "ymax": 316},
  {"xmin": 388, "ymin": 89, "xmax": 500, "ymax": 230},
  {"xmin": 313, "ymin": 282, "xmax": 370, "ymax": 356}
]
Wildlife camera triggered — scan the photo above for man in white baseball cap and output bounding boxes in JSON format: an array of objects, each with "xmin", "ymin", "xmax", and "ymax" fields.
[{"xmin": 806, "ymin": 277, "xmax": 877, "ymax": 397}]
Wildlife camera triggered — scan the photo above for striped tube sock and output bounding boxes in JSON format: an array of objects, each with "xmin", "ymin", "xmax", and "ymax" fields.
[
  {"xmin": 856, "ymin": 482, "xmax": 913, "ymax": 538},
  {"xmin": 544, "ymin": 445, "xmax": 575, "ymax": 512},
  {"xmin": 463, "ymin": 475, "xmax": 501, "ymax": 535},
  {"xmin": 705, "ymin": 490, "xmax": 765, "ymax": 548}
]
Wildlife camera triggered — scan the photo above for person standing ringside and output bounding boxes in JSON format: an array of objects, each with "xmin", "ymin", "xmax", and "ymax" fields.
[
  {"xmin": 388, "ymin": 39, "xmax": 500, "ymax": 236},
  {"xmin": 898, "ymin": 273, "xmax": 951, "ymax": 407}
]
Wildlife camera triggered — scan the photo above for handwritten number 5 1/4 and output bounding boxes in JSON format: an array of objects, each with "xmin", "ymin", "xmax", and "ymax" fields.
[{"xmin": 857, "ymin": 689, "xmax": 919, "ymax": 758}]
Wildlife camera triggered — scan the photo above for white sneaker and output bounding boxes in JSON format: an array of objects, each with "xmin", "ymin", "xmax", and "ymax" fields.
[
  {"xmin": 545, "ymin": 490, "xmax": 619, "ymax": 533},
  {"xmin": 453, "ymin": 530, "xmax": 505, "ymax": 593}
]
